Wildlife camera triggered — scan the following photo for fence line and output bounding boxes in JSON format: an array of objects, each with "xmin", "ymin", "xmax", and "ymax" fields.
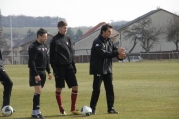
[{"xmin": 2, "ymin": 50, "xmax": 179, "ymax": 64}]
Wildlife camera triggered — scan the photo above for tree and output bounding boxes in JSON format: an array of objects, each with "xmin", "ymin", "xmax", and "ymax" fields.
[
  {"xmin": 0, "ymin": 10, "xmax": 7, "ymax": 49},
  {"xmin": 75, "ymin": 29, "xmax": 83, "ymax": 39},
  {"xmin": 66, "ymin": 27, "xmax": 74, "ymax": 41},
  {"xmin": 166, "ymin": 15, "xmax": 179, "ymax": 51},
  {"xmin": 123, "ymin": 26, "xmax": 141, "ymax": 53},
  {"xmin": 124, "ymin": 17, "xmax": 163, "ymax": 53},
  {"xmin": 0, "ymin": 35, "xmax": 7, "ymax": 49},
  {"xmin": 27, "ymin": 29, "xmax": 35, "ymax": 37},
  {"xmin": 138, "ymin": 18, "xmax": 163, "ymax": 52}
]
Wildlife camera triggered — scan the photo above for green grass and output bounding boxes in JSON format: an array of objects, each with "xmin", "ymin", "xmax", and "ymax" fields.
[{"xmin": 0, "ymin": 61, "xmax": 179, "ymax": 119}]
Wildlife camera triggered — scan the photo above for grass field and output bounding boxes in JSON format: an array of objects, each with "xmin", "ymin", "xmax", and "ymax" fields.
[{"xmin": 0, "ymin": 61, "xmax": 179, "ymax": 119}]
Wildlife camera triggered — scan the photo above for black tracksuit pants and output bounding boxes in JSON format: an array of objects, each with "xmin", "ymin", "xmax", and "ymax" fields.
[
  {"xmin": 0, "ymin": 68, "xmax": 13, "ymax": 108},
  {"xmin": 90, "ymin": 73, "xmax": 114, "ymax": 111}
]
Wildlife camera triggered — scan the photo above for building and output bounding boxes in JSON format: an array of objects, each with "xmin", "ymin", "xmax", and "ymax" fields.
[
  {"xmin": 12, "ymin": 33, "xmax": 53, "ymax": 64},
  {"xmin": 74, "ymin": 22, "xmax": 120, "ymax": 56},
  {"xmin": 118, "ymin": 8, "xmax": 179, "ymax": 53}
]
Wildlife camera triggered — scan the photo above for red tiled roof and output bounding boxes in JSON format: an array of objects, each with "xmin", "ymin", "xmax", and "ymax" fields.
[{"xmin": 79, "ymin": 22, "xmax": 106, "ymax": 40}]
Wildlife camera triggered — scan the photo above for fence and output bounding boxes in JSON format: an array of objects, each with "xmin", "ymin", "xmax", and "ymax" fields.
[{"xmin": 2, "ymin": 50, "xmax": 179, "ymax": 65}]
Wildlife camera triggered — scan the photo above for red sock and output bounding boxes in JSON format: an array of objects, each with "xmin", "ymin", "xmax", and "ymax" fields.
[
  {"xmin": 55, "ymin": 92, "xmax": 64, "ymax": 112},
  {"xmin": 71, "ymin": 90, "xmax": 78, "ymax": 111}
]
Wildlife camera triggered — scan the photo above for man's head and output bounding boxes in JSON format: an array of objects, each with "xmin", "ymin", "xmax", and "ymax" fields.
[
  {"xmin": 100, "ymin": 24, "xmax": 113, "ymax": 39},
  {"xmin": 37, "ymin": 28, "xmax": 47, "ymax": 43},
  {"xmin": 58, "ymin": 21, "xmax": 68, "ymax": 35}
]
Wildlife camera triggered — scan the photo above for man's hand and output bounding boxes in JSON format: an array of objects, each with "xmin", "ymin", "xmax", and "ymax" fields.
[
  {"xmin": 48, "ymin": 73, "xmax": 53, "ymax": 80},
  {"xmin": 118, "ymin": 47, "xmax": 126, "ymax": 59},
  {"xmin": 118, "ymin": 47, "xmax": 126, "ymax": 54},
  {"xmin": 35, "ymin": 75, "xmax": 41, "ymax": 81},
  {"xmin": 118, "ymin": 53, "xmax": 126, "ymax": 59}
]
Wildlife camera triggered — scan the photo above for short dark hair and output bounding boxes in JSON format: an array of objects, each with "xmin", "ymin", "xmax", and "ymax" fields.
[
  {"xmin": 37, "ymin": 28, "xmax": 47, "ymax": 38},
  {"xmin": 100, "ymin": 24, "xmax": 113, "ymax": 34},
  {"xmin": 57, "ymin": 21, "xmax": 68, "ymax": 27}
]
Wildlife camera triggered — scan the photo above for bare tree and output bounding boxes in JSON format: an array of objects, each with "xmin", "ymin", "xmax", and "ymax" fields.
[
  {"xmin": 138, "ymin": 18, "xmax": 163, "ymax": 52},
  {"xmin": 123, "ymin": 17, "xmax": 163, "ymax": 53},
  {"xmin": 166, "ymin": 15, "xmax": 179, "ymax": 51},
  {"xmin": 123, "ymin": 27, "xmax": 138, "ymax": 53}
]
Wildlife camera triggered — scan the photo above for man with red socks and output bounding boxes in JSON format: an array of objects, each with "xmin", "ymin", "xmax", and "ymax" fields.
[{"xmin": 50, "ymin": 21, "xmax": 80, "ymax": 115}]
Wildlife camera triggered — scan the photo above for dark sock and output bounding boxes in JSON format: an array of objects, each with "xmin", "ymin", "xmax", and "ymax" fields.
[{"xmin": 33, "ymin": 93, "xmax": 40, "ymax": 110}]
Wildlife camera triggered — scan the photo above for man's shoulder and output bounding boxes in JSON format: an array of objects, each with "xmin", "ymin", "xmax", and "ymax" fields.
[
  {"xmin": 29, "ymin": 41, "xmax": 38, "ymax": 50},
  {"xmin": 93, "ymin": 37, "xmax": 103, "ymax": 45}
]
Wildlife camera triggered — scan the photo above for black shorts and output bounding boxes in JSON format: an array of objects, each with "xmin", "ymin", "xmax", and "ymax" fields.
[
  {"xmin": 29, "ymin": 70, "xmax": 46, "ymax": 88},
  {"xmin": 55, "ymin": 65, "xmax": 78, "ymax": 88}
]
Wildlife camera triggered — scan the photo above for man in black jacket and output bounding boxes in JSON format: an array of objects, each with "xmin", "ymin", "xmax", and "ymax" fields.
[
  {"xmin": 90, "ymin": 24, "xmax": 126, "ymax": 114},
  {"xmin": 0, "ymin": 50, "xmax": 13, "ymax": 110},
  {"xmin": 50, "ymin": 21, "xmax": 80, "ymax": 115},
  {"xmin": 28, "ymin": 28, "xmax": 52, "ymax": 119}
]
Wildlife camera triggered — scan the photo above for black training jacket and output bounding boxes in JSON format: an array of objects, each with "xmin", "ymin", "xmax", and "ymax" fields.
[
  {"xmin": 28, "ymin": 40, "xmax": 51, "ymax": 76},
  {"xmin": 90, "ymin": 35, "xmax": 120, "ymax": 75},
  {"xmin": 50, "ymin": 32, "xmax": 76, "ymax": 74}
]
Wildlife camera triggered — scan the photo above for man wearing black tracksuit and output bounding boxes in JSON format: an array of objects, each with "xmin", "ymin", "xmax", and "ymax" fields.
[
  {"xmin": 0, "ymin": 50, "xmax": 13, "ymax": 109},
  {"xmin": 89, "ymin": 24, "xmax": 126, "ymax": 114},
  {"xmin": 28, "ymin": 28, "xmax": 52, "ymax": 118}
]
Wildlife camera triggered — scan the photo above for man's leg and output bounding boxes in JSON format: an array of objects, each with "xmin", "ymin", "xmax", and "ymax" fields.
[
  {"xmin": 56, "ymin": 88, "xmax": 66, "ymax": 115},
  {"xmin": 32, "ymin": 86, "xmax": 42, "ymax": 115},
  {"xmin": 30, "ymin": 71, "xmax": 45, "ymax": 118},
  {"xmin": 103, "ymin": 74, "xmax": 118, "ymax": 114},
  {"xmin": 90, "ymin": 74, "xmax": 102, "ymax": 114},
  {"xmin": 0, "ymin": 71, "xmax": 13, "ymax": 108},
  {"xmin": 71, "ymin": 86, "xmax": 78, "ymax": 111},
  {"xmin": 65, "ymin": 68, "xmax": 80, "ymax": 115}
]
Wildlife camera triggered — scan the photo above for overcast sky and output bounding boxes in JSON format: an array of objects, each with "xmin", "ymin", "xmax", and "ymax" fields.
[{"xmin": 0, "ymin": 0, "xmax": 179, "ymax": 27}]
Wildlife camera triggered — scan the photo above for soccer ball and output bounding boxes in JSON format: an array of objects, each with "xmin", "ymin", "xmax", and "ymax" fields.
[
  {"xmin": 1, "ymin": 105, "xmax": 14, "ymax": 116},
  {"xmin": 81, "ymin": 106, "xmax": 92, "ymax": 116}
]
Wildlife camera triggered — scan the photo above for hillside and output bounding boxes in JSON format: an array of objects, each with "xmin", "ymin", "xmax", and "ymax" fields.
[{"xmin": 2, "ymin": 27, "xmax": 91, "ymax": 37}]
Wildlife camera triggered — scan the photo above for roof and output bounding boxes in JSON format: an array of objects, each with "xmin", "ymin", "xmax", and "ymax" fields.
[
  {"xmin": 74, "ymin": 22, "xmax": 119, "ymax": 44},
  {"xmin": 19, "ymin": 33, "xmax": 53, "ymax": 47},
  {"xmin": 118, "ymin": 8, "xmax": 178, "ymax": 31},
  {"xmin": 79, "ymin": 22, "xmax": 106, "ymax": 40}
]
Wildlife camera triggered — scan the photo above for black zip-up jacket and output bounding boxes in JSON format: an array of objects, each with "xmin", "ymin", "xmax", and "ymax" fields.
[
  {"xmin": 50, "ymin": 32, "xmax": 76, "ymax": 74},
  {"xmin": 28, "ymin": 40, "xmax": 51, "ymax": 76},
  {"xmin": 0, "ymin": 50, "xmax": 4, "ymax": 69},
  {"xmin": 90, "ymin": 35, "xmax": 120, "ymax": 75}
]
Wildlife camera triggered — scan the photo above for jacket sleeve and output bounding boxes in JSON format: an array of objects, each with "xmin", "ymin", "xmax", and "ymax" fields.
[
  {"xmin": 68, "ymin": 36, "xmax": 77, "ymax": 74},
  {"xmin": 28, "ymin": 44, "xmax": 38, "ymax": 76},
  {"xmin": 94, "ymin": 41, "xmax": 119, "ymax": 59},
  {"xmin": 50, "ymin": 39, "xmax": 58, "ymax": 75},
  {"xmin": 112, "ymin": 43, "xmax": 123, "ymax": 60},
  {"xmin": 45, "ymin": 47, "xmax": 51, "ymax": 74}
]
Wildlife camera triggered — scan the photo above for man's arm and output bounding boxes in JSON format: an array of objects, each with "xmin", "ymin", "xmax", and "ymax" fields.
[
  {"xmin": 94, "ymin": 41, "xmax": 119, "ymax": 59},
  {"xmin": 45, "ymin": 47, "xmax": 51, "ymax": 74},
  {"xmin": 68, "ymin": 36, "xmax": 77, "ymax": 74},
  {"xmin": 49, "ymin": 39, "xmax": 58, "ymax": 76},
  {"xmin": 28, "ymin": 44, "xmax": 38, "ymax": 76}
]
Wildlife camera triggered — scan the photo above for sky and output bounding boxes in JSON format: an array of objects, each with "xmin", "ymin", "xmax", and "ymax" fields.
[{"xmin": 0, "ymin": 0, "xmax": 179, "ymax": 27}]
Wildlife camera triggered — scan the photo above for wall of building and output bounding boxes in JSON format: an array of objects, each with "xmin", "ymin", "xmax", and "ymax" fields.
[{"xmin": 120, "ymin": 10, "xmax": 177, "ymax": 53}]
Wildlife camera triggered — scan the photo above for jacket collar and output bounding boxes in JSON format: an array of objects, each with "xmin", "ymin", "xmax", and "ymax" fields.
[
  {"xmin": 98, "ymin": 35, "xmax": 110, "ymax": 43},
  {"xmin": 58, "ymin": 32, "xmax": 65, "ymax": 37}
]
